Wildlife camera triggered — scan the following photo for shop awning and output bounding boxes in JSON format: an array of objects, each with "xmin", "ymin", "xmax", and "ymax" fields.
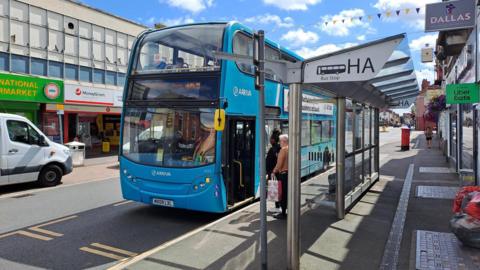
[{"xmin": 300, "ymin": 33, "xmax": 419, "ymax": 108}]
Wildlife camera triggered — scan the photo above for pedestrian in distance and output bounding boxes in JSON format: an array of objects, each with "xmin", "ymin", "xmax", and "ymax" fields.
[
  {"xmin": 425, "ymin": 126, "xmax": 433, "ymax": 149},
  {"xmin": 272, "ymin": 134, "xmax": 289, "ymax": 219},
  {"xmin": 266, "ymin": 129, "xmax": 281, "ymax": 213}
]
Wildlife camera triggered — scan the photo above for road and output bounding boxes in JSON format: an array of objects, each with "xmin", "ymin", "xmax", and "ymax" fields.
[
  {"xmin": 0, "ymin": 178, "xmax": 218, "ymax": 270},
  {"xmin": 0, "ymin": 128, "xmax": 413, "ymax": 270}
]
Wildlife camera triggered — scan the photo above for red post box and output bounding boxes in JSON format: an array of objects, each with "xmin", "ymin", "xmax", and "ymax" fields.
[{"xmin": 401, "ymin": 127, "xmax": 410, "ymax": 151}]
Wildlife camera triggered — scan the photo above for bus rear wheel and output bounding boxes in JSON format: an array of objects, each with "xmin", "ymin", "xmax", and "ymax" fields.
[{"xmin": 38, "ymin": 165, "xmax": 62, "ymax": 187}]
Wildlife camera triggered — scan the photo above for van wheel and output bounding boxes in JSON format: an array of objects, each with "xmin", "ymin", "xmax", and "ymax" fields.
[{"xmin": 38, "ymin": 165, "xmax": 62, "ymax": 187}]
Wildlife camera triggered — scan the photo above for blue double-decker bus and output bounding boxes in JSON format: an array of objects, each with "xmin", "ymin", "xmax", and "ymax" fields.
[{"xmin": 120, "ymin": 22, "xmax": 336, "ymax": 213}]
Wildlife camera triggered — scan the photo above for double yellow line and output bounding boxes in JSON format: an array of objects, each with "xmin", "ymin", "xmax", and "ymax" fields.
[
  {"xmin": 0, "ymin": 215, "xmax": 77, "ymax": 241},
  {"xmin": 80, "ymin": 243, "xmax": 137, "ymax": 261}
]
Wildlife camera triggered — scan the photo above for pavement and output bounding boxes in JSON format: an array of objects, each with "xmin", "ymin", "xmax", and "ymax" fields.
[
  {"xmin": 109, "ymin": 129, "xmax": 480, "ymax": 270},
  {"xmin": 0, "ymin": 155, "xmax": 119, "ymax": 197},
  {"xmin": 63, "ymin": 155, "xmax": 119, "ymax": 185}
]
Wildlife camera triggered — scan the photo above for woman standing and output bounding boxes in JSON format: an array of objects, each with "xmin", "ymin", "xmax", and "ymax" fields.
[
  {"xmin": 273, "ymin": 134, "xmax": 289, "ymax": 219},
  {"xmin": 266, "ymin": 130, "xmax": 281, "ymax": 212},
  {"xmin": 425, "ymin": 126, "xmax": 433, "ymax": 149}
]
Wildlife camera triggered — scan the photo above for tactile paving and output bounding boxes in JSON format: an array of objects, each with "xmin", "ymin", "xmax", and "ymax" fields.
[
  {"xmin": 419, "ymin": 167, "xmax": 455, "ymax": 173},
  {"xmin": 416, "ymin": 186, "xmax": 458, "ymax": 199},
  {"xmin": 416, "ymin": 230, "xmax": 480, "ymax": 270}
]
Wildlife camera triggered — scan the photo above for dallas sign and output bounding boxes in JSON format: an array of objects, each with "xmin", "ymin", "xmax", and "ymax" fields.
[{"xmin": 425, "ymin": 0, "xmax": 475, "ymax": 32}]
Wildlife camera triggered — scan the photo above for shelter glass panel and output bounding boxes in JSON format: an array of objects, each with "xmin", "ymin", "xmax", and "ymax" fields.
[
  {"xmin": 354, "ymin": 152, "xmax": 363, "ymax": 188},
  {"xmin": 301, "ymin": 120, "xmax": 311, "ymax": 146},
  {"xmin": 364, "ymin": 108, "xmax": 371, "ymax": 147},
  {"xmin": 345, "ymin": 155, "xmax": 354, "ymax": 194},
  {"xmin": 461, "ymin": 104, "xmax": 474, "ymax": 169},
  {"xmin": 364, "ymin": 148, "xmax": 371, "ymax": 179},
  {"xmin": 346, "ymin": 100, "xmax": 353, "ymax": 154},
  {"xmin": 354, "ymin": 104, "xmax": 363, "ymax": 150}
]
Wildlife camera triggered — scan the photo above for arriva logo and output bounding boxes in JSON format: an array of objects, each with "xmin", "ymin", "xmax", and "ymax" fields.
[
  {"xmin": 151, "ymin": 170, "xmax": 172, "ymax": 177},
  {"xmin": 233, "ymin": 86, "xmax": 252, "ymax": 97}
]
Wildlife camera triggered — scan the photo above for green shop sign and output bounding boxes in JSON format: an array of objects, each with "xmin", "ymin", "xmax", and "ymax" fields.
[
  {"xmin": 446, "ymin": 83, "xmax": 479, "ymax": 104},
  {"xmin": 0, "ymin": 73, "xmax": 63, "ymax": 103}
]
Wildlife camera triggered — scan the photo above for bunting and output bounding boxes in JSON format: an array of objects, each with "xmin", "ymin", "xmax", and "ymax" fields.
[{"xmin": 321, "ymin": 6, "xmax": 423, "ymax": 27}]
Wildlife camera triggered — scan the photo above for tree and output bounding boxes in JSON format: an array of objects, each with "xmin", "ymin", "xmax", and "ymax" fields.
[{"xmin": 425, "ymin": 94, "xmax": 446, "ymax": 129}]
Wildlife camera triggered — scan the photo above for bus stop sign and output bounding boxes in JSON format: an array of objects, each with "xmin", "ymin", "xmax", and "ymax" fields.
[{"xmin": 302, "ymin": 36, "xmax": 403, "ymax": 83}]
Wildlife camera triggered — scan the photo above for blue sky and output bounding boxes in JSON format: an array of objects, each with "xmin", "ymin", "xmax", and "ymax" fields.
[{"xmin": 81, "ymin": 0, "xmax": 440, "ymax": 85}]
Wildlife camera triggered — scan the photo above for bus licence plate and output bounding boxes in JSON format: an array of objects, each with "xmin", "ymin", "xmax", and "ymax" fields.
[{"xmin": 152, "ymin": 198, "xmax": 174, "ymax": 207}]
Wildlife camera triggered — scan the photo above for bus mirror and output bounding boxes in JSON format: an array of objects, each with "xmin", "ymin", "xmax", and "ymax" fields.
[{"xmin": 214, "ymin": 109, "xmax": 225, "ymax": 131}]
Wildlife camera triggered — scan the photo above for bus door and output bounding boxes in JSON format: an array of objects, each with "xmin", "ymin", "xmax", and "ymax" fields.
[{"xmin": 224, "ymin": 117, "xmax": 255, "ymax": 207}]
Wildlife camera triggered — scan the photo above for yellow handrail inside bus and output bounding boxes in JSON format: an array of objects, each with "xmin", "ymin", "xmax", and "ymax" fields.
[{"xmin": 233, "ymin": 160, "xmax": 244, "ymax": 187}]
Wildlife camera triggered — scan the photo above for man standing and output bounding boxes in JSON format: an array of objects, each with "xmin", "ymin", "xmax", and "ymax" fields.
[{"xmin": 273, "ymin": 134, "xmax": 289, "ymax": 219}]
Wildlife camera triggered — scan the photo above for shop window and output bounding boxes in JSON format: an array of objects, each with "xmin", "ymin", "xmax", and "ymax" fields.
[
  {"xmin": 30, "ymin": 25, "xmax": 47, "ymax": 49},
  {"xmin": 10, "ymin": 1, "xmax": 28, "ymax": 21},
  {"xmin": 65, "ymin": 63, "xmax": 78, "ymax": 80},
  {"xmin": 93, "ymin": 42, "xmax": 104, "ymax": 61},
  {"xmin": 105, "ymin": 29, "xmax": 116, "ymax": 45},
  {"xmin": 11, "ymin": 54, "xmax": 29, "ymax": 74},
  {"xmin": 31, "ymin": 58, "xmax": 47, "ymax": 76},
  {"xmin": 10, "ymin": 21, "xmax": 28, "ymax": 46},
  {"xmin": 79, "ymin": 38, "xmax": 92, "ymax": 59},
  {"xmin": 0, "ymin": 52, "xmax": 8, "ymax": 71},
  {"xmin": 49, "ymin": 61, "xmax": 63, "ymax": 78},
  {"xmin": 0, "ymin": 18, "xmax": 8, "ymax": 42},
  {"xmin": 79, "ymin": 21, "xmax": 91, "ymax": 39},
  {"xmin": 64, "ymin": 34, "xmax": 78, "ymax": 56},
  {"xmin": 48, "ymin": 30, "xmax": 64, "ymax": 53},
  {"xmin": 0, "ymin": 0, "xmax": 7, "ymax": 16},
  {"xmin": 47, "ymin": 12, "xmax": 63, "ymax": 31},
  {"xmin": 79, "ymin": 66, "xmax": 92, "ymax": 82},
  {"xmin": 117, "ymin": 73, "xmax": 125, "ymax": 86},
  {"xmin": 106, "ymin": 71, "xmax": 116, "ymax": 85},
  {"xmin": 93, "ymin": 69, "xmax": 105, "ymax": 84},
  {"xmin": 92, "ymin": 25, "xmax": 104, "ymax": 42},
  {"xmin": 29, "ymin": 6, "xmax": 47, "ymax": 26}
]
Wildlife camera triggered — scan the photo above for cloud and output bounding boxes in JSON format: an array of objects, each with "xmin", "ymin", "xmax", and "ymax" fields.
[
  {"xmin": 409, "ymin": 34, "xmax": 437, "ymax": 51},
  {"xmin": 162, "ymin": 0, "xmax": 213, "ymax": 13},
  {"xmin": 415, "ymin": 68, "xmax": 435, "ymax": 84},
  {"xmin": 281, "ymin": 29, "xmax": 319, "ymax": 48},
  {"xmin": 317, "ymin": 9, "xmax": 373, "ymax": 37},
  {"xmin": 162, "ymin": 16, "xmax": 195, "ymax": 26},
  {"xmin": 373, "ymin": 0, "xmax": 441, "ymax": 30},
  {"xmin": 296, "ymin": 42, "xmax": 358, "ymax": 59},
  {"xmin": 244, "ymin": 14, "xmax": 294, "ymax": 28},
  {"xmin": 263, "ymin": 0, "xmax": 322, "ymax": 11},
  {"xmin": 357, "ymin": 35, "xmax": 366, "ymax": 41}
]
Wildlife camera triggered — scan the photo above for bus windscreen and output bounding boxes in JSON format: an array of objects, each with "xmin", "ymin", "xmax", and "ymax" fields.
[{"xmin": 128, "ymin": 76, "xmax": 219, "ymax": 101}]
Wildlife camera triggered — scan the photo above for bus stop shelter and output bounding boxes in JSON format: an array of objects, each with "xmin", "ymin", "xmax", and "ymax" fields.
[
  {"xmin": 283, "ymin": 33, "xmax": 419, "ymax": 269},
  {"xmin": 215, "ymin": 32, "xmax": 420, "ymax": 270}
]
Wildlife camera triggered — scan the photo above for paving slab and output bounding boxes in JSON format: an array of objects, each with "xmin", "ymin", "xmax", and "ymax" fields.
[
  {"xmin": 415, "ymin": 230, "xmax": 480, "ymax": 270},
  {"xmin": 416, "ymin": 186, "xmax": 459, "ymax": 199}
]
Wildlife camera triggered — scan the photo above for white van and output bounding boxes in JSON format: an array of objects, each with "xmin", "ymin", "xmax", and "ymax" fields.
[{"xmin": 0, "ymin": 113, "xmax": 73, "ymax": 187}]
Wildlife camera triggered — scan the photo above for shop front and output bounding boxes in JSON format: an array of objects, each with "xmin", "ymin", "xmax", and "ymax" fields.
[
  {"xmin": 47, "ymin": 84, "xmax": 123, "ymax": 157},
  {"xmin": 0, "ymin": 72, "xmax": 63, "ymax": 136}
]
